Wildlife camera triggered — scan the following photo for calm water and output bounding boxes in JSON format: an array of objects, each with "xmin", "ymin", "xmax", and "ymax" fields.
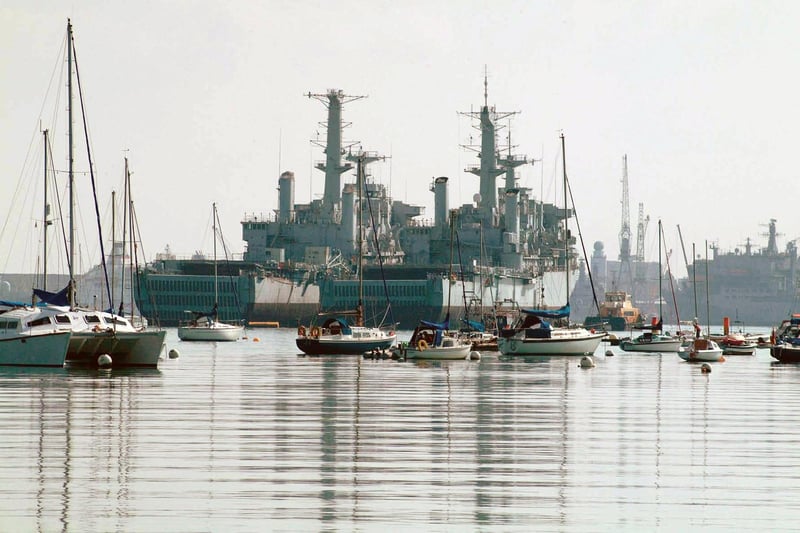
[{"xmin": 1, "ymin": 328, "xmax": 799, "ymax": 532}]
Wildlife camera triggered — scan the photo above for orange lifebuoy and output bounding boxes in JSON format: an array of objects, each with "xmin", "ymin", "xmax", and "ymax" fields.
[
  {"xmin": 310, "ymin": 326, "xmax": 321, "ymax": 339},
  {"xmin": 298, "ymin": 325, "xmax": 306, "ymax": 337},
  {"xmin": 417, "ymin": 339, "xmax": 428, "ymax": 351}
]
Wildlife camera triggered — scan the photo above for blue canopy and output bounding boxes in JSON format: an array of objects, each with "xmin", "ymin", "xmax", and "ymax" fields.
[{"xmin": 519, "ymin": 304, "xmax": 570, "ymax": 320}]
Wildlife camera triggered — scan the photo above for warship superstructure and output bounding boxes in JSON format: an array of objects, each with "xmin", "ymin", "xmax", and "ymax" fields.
[
  {"xmin": 136, "ymin": 84, "xmax": 579, "ymax": 328},
  {"xmin": 675, "ymin": 220, "xmax": 799, "ymax": 327}
]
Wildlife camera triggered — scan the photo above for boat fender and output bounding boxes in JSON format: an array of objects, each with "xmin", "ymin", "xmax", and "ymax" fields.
[
  {"xmin": 310, "ymin": 326, "xmax": 321, "ymax": 339},
  {"xmin": 417, "ymin": 339, "xmax": 428, "ymax": 351},
  {"xmin": 298, "ymin": 325, "xmax": 306, "ymax": 337}
]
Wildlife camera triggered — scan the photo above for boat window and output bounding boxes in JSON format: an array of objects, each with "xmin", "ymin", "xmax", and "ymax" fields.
[
  {"xmin": 0, "ymin": 319, "xmax": 19, "ymax": 330},
  {"xmin": 110, "ymin": 317, "xmax": 129, "ymax": 326},
  {"xmin": 84, "ymin": 315, "xmax": 101, "ymax": 324},
  {"xmin": 27, "ymin": 316, "xmax": 52, "ymax": 327},
  {"xmin": 55, "ymin": 315, "xmax": 72, "ymax": 324}
]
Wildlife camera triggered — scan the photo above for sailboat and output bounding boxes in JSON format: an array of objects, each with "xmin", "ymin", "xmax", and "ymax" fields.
[
  {"xmin": 0, "ymin": 129, "xmax": 72, "ymax": 367},
  {"xmin": 398, "ymin": 209, "xmax": 474, "ymax": 360},
  {"xmin": 619, "ymin": 220, "xmax": 683, "ymax": 353},
  {"xmin": 31, "ymin": 20, "xmax": 166, "ymax": 367},
  {"xmin": 296, "ymin": 153, "xmax": 396, "ymax": 355},
  {"xmin": 679, "ymin": 241, "xmax": 724, "ymax": 362},
  {"xmin": 497, "ymin": 134, "xmax": 605, "ymax": 356},
  {"xmin": 178, "ymin": 204, "xmax": 244, "ymax": 341}
]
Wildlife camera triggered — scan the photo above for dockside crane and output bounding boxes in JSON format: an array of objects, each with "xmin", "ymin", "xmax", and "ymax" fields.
[{"xmin": 615, "ymin": 155, "xmax": 634, "ymax": 292}]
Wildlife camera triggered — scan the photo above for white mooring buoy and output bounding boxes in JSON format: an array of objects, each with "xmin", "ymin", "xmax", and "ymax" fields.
[
  {"xmin": 469, "ymin": 351, "xmax": 481, "ymax": 361},
  {"xmin": 580, "ymin": 356, "xmax": 595, "ymax": 368},
  {"xmin": 605, "ymin": 350, "xmax": 614, "ymax": 357},
  {"xmin": 168, "ymin": 349, "xmax": 180, "ymax": 359},
  {"xmin": 97, "ymin": 353, "xmax": 112, "ymax": 368}
]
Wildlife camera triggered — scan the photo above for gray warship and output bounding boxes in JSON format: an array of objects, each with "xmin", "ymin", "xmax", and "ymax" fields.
[{"xmin": 136, "ymin": 82, "xmax": 579, "ymax": 328}]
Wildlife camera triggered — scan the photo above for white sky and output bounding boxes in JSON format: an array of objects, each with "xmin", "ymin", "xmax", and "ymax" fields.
[{"xmin": 2, "ymin": 1, "xmax": 799, "ymax": 278}]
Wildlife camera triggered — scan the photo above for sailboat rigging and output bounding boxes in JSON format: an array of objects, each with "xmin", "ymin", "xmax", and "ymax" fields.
[
  {"xmin": 619, "ymin": 219, "xmax": 682, "ymax": 353},
  {"xmin": 30, "ymin": 19, "xmax": 166, "ymax": 367},
  {"xmin": 295, "ymin": 152, "xmax": 396, "ymax": 355},
  {"xmin": 396, "ymin": 209, "xmax": 475, "ymax": 360},
  {"xmin": 178, "ymin": 203, "xmax": 244, "ymax": 341},
  {"xmin": 497, "ymin": 133, "xmax": 605, "ymax": 356}
]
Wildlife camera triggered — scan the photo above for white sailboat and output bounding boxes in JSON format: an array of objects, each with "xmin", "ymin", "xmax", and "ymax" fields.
[
  {"xmin": 497, "ymin": 134, "xmax": 605, "ymax": 356},
  {"xmin": 620, "ymin": 220, "xmax": 682, "ymax": 353},
  {"xmin": 396, "ymin": 208, "xmax": 473, "ymax": 360},
  {"xmin": 178, "ymin": 204, "xmax": 244, "ymax": 342},
  {"xmin": 678, "ymin": 241, "xmax": 725, "ymax": 363},
  {"xmin": 33, "ymin": 20, "xmax": 166, "ymax": 367}
]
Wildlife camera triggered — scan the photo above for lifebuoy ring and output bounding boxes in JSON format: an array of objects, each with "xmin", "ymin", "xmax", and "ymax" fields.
[
  {"xmin": 298, "ymin": 325, "xmax": 306, "ymax": 337},
  {"xmin": 310, "ymin": 326, "xmax": 321, "ymax": 339},
  {"xmin": 417, "ymin": 339, "xmax": 429, "ymax": 351}
]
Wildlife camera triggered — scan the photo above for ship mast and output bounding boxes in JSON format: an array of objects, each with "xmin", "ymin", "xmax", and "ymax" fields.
[
  {"xmin": 307, "ymin": 90, "xmax": 365, "ymax": 224},
  {"xmin": 460, "ymin": 71, "xmax": 517, "ymax": 226}
]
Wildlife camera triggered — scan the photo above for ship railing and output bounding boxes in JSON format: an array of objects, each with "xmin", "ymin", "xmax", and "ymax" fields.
[{"xmin": 242, "ymin": 212, "xmax": 277, "ymax": 223}]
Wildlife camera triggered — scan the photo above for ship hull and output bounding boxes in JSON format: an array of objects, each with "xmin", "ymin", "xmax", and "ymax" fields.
[
  {"xmin": 137, "ymin": 265, "xmax": 577, "ymax": 330},
  {"xmin": 66, "ymin": 330, "xmax": 166, "ymax": 367}
]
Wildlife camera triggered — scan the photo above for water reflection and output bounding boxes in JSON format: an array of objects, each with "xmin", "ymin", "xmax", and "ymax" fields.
[{"xmin": 1, "ymin": 332, "xmax": 800, "ymax": 530}]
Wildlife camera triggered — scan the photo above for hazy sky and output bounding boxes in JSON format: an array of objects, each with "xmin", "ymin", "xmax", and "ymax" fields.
[{"xmin": 2, "ymin": 1, "xmax": 799, "ymax": 279}]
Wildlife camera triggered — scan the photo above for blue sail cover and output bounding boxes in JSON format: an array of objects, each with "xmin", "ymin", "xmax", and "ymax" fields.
[
  {"xmin": 335, "ymin": 318, "xmax": 352, "ymax": 334},
  {"xmin": 0, "ymin": 299, "xmax": 28, "ymax": 307},
  {"xmin": 421, "ymin": 313, "xmax": 450, "ymax": 330},
  {"xmin": 461, "ymin": 318, "xmax": 485, "ymax": 332},
  {"xmin": 519, "ymin": 304, "xmax": 570, "ymax": 320},
  {"xmin": 33, "ymin": 285, "xmax": 70, "ymax": 306}
]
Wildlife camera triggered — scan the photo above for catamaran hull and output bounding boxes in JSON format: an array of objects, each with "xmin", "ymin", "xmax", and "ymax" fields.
[
  {"xmin": 498, "ymin": 333, "xmax": 605, "ymax": 356},
  {"xmin": 66, "ymin": 330, "xmax": 166, "ymax": 367},
  {"xmin": 296, "ymin": 336, "xmax": 395, "ymax": 355},
  {"xmin": 0, "ymin": 331, "xmax": 71, "ymax": 367}
]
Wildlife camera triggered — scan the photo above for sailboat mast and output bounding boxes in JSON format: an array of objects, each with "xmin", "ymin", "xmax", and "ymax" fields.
[
  {"xmin": 705, "ymin": 240, "xmax": 710, "ymax": 336},
  {"xmin": 447, "ymin": 209, "xmax": 457, "ymax": 317},
  {"xmin": 213, "ymin": 203, "xmax": 218, "ymax": 307},
  {"xmin": 658, "ymin": 219, "xmax": 663, "ymax": 321},
  {"xmin": 67, "ymin": 19, "xmax": 75, "ymax": 308},
  {"xmin": 111, "ymin": 189, "xmax": 116, "ymax": 312},
  {"xmin": 356, "ymin": 158, "xmax": 364, "ymax": 327},
  {"xmin": 560, "ymin": 133, "xmax": 569, "ymax": 307},
  {"xmin": 42, "ymin": 129, "xmax": 49, "ymax": 291}
]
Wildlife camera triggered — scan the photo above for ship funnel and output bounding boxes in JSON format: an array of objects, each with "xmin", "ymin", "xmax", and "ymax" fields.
[
  {"xmin": 505, "ymin": 188, "xmax": 519, "ymax": 236},
  {"xmin": 278, "ymin": 171, "xmax": 295, "ymax": 223},
  {"xmin": 342, "ymin": 183, "xmax": 356, "ymax": 250},
  {"xmin": 432, "ymin": 176, "xmax": 449, "ymax": 228}
]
